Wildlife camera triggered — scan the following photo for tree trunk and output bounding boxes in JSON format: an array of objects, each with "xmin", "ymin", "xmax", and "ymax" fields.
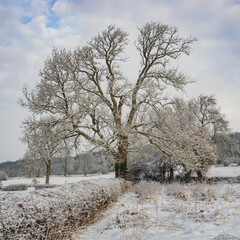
[
  {"xmin": 160, "ymin": 165, "xmax": 166, "ymax": 182},
  {"xmin": 115, "ymin": 158, "xmax": 127, "ymax": 179},
  {"xmin": 197, "ymin": 170, "xmax": 203, "ymax": 183},
  {"xmin": 115, "ymin": 135, "xmax": 128, "ymax": 179},
  {"xmin": 28, "ymin": 169, "xmax": 32, "ymax": 178},
  {"xmin": 184, "ymin": 170, "xmax": 192, "ymax": 182},
  {"xmin": 64, "ymin": 162, "xmax": 67, "ymax": 177},
  {"xmin": 168, "ymin": 167, "xmax": 174, "ymax": 182},
  {"xmin": 83, "ymin": 159, "xmax": 87, "ymax": 176},
  {"xmin": 37, "ymin": 169, "xmax": 41, "ymax": 178},
  {"xmin": 45, "ymin": 161, "xmax": 51, "ymax": 184}
]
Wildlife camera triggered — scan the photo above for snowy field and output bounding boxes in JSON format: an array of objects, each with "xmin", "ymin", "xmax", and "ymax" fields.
[
  {"xmin": 1, "ymin": 172, "xmax": 115, "ymax": 187},
  {"xmin": 2, "ymin": 165, "xmax": 240, "ymax": 188},
  {"xmin": 206, "ymin": 166, "xmax": 240, "ymax": 178}
]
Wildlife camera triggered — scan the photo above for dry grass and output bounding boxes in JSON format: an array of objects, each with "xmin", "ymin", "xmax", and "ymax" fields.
[
  {"xmin": 131, "ymin": 182, "xmax": 237, "ymax": 228},
  {"xmin": 119, "ymin": 231, "xmax": 143, "ymax": 240},
  {"xmin": 71, "ymin": 182, "xmax": 240, "ymax": 239},
  {"xmin": 134, "ymin": 181, "xmax": 162, "ymax": 203}
]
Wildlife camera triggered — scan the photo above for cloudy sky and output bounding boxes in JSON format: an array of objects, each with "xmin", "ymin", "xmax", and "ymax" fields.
[{"xmin": 0, "ymin": 0, "xmax": 239, "ymax": 163}]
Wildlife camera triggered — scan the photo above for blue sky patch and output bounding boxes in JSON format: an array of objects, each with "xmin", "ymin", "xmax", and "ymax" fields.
[
  {"xmin": 0, "ymin": 40, "xmax": 9, "ymax": 47},
  {"xmin": 21, "ymin": 16, "xmax": 34, "ymax": 24},
  {"xmin": 46, "ymin": 10, "xmax": 59, "ymax": 28},
  {"xmin": 49, "ymin": 0, "xmax": 58, "ymax": 8},
  {"xmin": 46, "ymin": 0, "xmax": 59, "ymax": 28}
]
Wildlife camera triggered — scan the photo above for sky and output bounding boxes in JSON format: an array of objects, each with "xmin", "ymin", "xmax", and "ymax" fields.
[{"xmin": 0, "ymin": 0, "xmax": 240, "ymax": 163}]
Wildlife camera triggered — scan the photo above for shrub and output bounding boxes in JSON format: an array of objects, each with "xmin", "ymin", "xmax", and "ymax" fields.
[
  {"xmin": 35, "ymin": 184, "xmax": 58, "ymax": 190},
  {"xmin": 31, "ymin": 178, "xmax": 40, "ymax": 186},
  {"xmin": 223, "ymin": 161, "xmax": 230, "ymax": 167},
  {"xmin": 0, "ymin": 171, "xmax": 8, "ymax": 181},
  {"xmin": 2, "ymin": 184, "xmax": 28, "ymax": 191}
]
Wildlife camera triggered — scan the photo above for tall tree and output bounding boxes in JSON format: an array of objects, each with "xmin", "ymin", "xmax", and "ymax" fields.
[
  {"xmin": 188, "ymin": 95, "xmax": 229, "ymax": 140},
  {"xmin": 20, "ymin": 22, "xmax": 196, "ymax": 178}
]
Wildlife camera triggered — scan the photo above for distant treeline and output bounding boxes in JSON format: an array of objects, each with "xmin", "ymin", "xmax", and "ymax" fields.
[
  {"xmin": 215, "ymin": 132, "xmax": 240, "ymax": 165},
  {"xmin": 1, "ymin": 132, "xmax": 240, "ymax": 178},
  {"xmin": 0, "ymin": 151, "xmax": 114, "ymax": 178}
]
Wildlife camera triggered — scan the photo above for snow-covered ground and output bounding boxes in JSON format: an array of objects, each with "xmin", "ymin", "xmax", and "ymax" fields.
[
  {"xmin": 207, "ymin": 166, "xmax": 240, "ymax": 178},
  {"xmin": 70, "ymin": 166, "xmax": 240, "ymax": 240},
  {"xmin": 1, "ymin": 167, "xmax": 240, "ymax": 239},
  {"xmin": 72, "ymin": 182, "xmax": 240, "ymax": 240},
  {"xmin": 1, "ymin": 172, "xmax": 115, "ymax": 187}
]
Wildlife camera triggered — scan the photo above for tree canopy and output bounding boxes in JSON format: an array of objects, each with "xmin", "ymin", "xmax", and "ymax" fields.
[{"xmin": 20, "ymin": 22, "xmax": 202, "ymax": 178}]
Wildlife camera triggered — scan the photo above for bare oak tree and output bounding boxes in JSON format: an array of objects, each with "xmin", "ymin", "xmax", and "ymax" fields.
[{"xmin": 20, "ymin": 22, "xmax": 196, "ymax": 178}]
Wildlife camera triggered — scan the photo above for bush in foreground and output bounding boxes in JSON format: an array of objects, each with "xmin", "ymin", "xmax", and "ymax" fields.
[{"xmin": 0, "ymin": 178, "xmax": 129, "ymax": 239}]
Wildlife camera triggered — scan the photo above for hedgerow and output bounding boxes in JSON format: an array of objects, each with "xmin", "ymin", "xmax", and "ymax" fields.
[{"xmin": 0, "ymin": 178, "xmax": 129, "ymax": 240}]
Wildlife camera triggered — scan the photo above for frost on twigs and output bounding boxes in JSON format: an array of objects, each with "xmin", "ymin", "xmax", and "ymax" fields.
[
  {"xmin": 134, "ymin": 181, "xmax": 162, "ymax": 202},
  {"xmin": 213, "ymin": 234, "xmax": 240, "ymax": 240},
  {"xmin": 0, "ymin": 178, "xmax": 129, "ymax": 240}
]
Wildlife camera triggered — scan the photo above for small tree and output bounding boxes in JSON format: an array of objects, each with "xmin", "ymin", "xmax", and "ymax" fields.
[
  {"xmin": 60, "ymin": 156, "xmax": 74, "ymax": 177},
  {"xmin": 77, "ymin": 152, "xmax": 95, "ymax": 176},
  {"xmin": 188, "ymin": 95, "xmax": 230, "ymax": 165},
  {"xmin": 19, "ymin": 152, "xmax": 35, "ymax": 178},
  {"xmin": 34, "ymin": 157, "xmax": 45, "ymax": 177},
  {"xmin": 0, "ymin": 171, "xmax": 8, "ymax": 181},
  {"xmin": 150, "ymin": 99, "xmax": 216, "ymax": 182},
  {"xmin": 54, "ymin": 138, "xmax": 74, "ymax": 177},
  {"xmin": 21, "ymin": 117, "xmax": 66, "ymax": 184},
  {"xmin": 188, "ymin": 127, "xmax": 216, "ymax": 182},
  {"xmin": 188, "ymin": 95, "xmax": 229, "ymax": 141}
]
